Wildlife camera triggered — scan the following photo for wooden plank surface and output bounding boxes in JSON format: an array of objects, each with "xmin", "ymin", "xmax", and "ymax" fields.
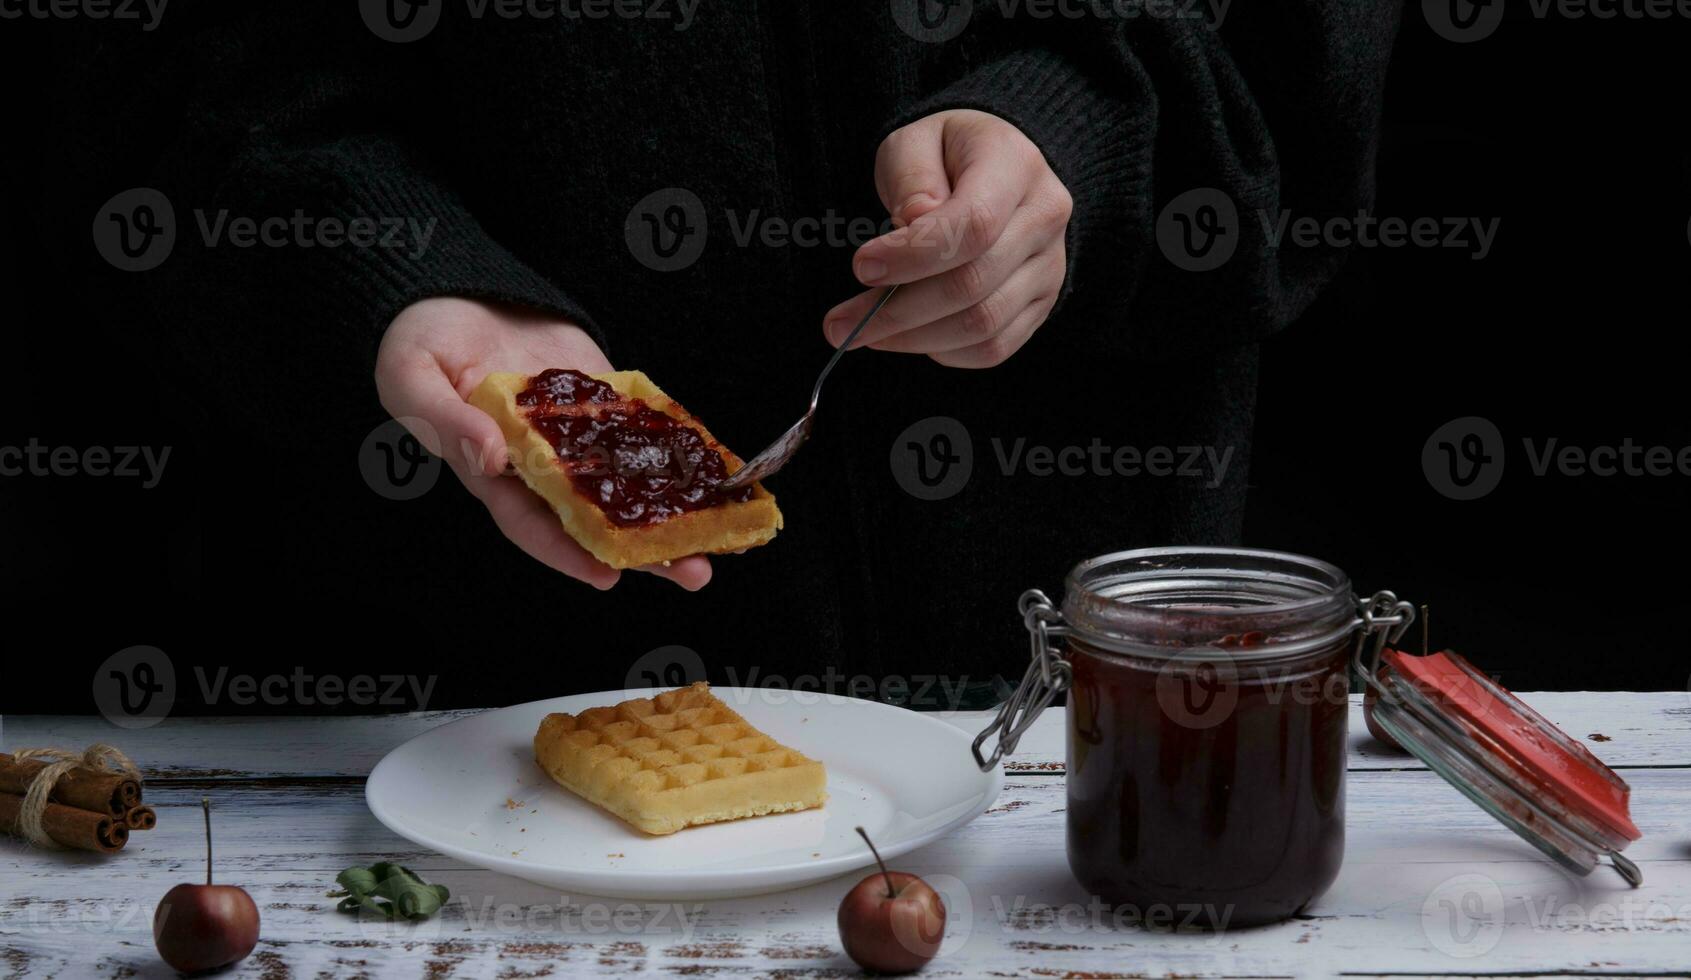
[
  {"xmin": 2, "ymin": 693, "xmax": 1687, "ymax": 978},
  {"xmin": 6, "ymin": 691, "xmax": 1687, "ymax": 778}
]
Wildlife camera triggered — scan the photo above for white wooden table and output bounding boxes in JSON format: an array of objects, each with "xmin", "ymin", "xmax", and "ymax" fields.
[{"xmin": 3, "ymin": 693, "xmax": 1688, "ymax": 978}]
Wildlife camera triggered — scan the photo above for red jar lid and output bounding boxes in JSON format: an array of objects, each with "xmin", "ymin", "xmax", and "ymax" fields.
[
  {"xmin": 1385, "ymin": 649, "xmax": 1640, "ymax": 842},
  {"xmin": 1371, "ymin": 647, "xmax": 1642, "ymax": 884}
]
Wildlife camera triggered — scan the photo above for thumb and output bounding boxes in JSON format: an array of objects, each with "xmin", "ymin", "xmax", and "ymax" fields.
[
  {"xmin": 874, "ymin": 117, "xmax": 952, "ymax": 229},
  {"xmin": 375, "ymin": 348, "xmax": 509, "ymax": 478}
]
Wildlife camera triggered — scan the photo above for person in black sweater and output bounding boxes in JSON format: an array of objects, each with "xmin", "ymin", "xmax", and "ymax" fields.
[
  {"xmin": 51, "ymin": 2, "xmax": 1400, "ymax": 708},
  {"xmin": 379, "ymin": 98, "xmax": 1077, "ymax": 591}
]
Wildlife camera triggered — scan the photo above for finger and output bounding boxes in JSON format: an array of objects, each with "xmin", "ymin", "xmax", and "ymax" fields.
[
  {"xmin": 453, "ymin": 455, "xmax": 711, "ymax": 590},
  {"xmin": 869, "ymin": 249, "xmax": 1061, "ymax": 355},
  {"xmin": 928, "ymin": 288, "xmax": 1059, "ymax": 369},
  {"xmin": 635, "ymin": 556, "xmax": 713, "ymax": 591},
  {"xmin": 823, "ymin": 201, "xmax": 1056, "ymax": 349},
  {"xmin": 854, "ymin": 140, "xmax": 1032, "ymax": 287},
  {"xmin": 460, "ymin": 470, "xmax": 622, "ymax": 589},
  {"xmin": 375, "ymin": 342, "xmax": 509, "ymax": 476},
  {"xmin": 873, "ymin": 118, "xmax": 952, "ymax": 228}
]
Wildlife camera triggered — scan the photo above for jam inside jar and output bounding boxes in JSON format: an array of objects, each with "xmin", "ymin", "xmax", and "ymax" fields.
[{"xmin": 1060, "ymin": 548, "xmax": 1360, "ymax": 928}]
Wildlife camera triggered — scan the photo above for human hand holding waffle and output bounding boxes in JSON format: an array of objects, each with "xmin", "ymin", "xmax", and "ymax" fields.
[{"xmin": 376, "ymin": 297, "xmax": 735, "ymax": 591}]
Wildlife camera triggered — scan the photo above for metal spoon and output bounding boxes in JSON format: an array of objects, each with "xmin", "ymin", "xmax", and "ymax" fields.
[{"xmin": 720, "ymin": 285, "xmax": 899, "ymax": 490}]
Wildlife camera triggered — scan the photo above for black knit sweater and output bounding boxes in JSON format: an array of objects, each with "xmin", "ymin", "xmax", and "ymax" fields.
[{"xmin": 51, "ymin": 1, "xmax": 1400, "ymax": 708}]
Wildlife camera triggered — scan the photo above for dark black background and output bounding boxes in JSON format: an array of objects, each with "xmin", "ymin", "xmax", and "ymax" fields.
[{"xmin": 2, "ymin": 6, "xmax": 1686, "ymax": 714}]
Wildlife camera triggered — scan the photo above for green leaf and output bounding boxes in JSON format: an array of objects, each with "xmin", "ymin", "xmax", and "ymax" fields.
[
  {"xmin": 334, "ymin": 866, "xmax": 379, "ymax": 895},
  {"xmin": 331, "ymin": 863, "xmax": 451, "ymax": 921}
]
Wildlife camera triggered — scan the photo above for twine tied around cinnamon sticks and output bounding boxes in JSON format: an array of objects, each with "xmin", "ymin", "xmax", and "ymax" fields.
[{"xmin": 0, "ymin": 745, "xmax": 156, "ymax": 853}]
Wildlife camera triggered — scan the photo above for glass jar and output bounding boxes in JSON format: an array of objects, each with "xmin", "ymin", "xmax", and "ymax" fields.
[{"xmin": 975, "ymin": 547, "xmax": 1414, "ymax": 928}]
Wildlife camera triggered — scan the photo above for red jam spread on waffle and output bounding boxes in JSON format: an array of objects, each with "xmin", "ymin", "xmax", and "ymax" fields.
[{"xmin": 515, "ymin": 369, "xmax": 753, "ymax": 527}]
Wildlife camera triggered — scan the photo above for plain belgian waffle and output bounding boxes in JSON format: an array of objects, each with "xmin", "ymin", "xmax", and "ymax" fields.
[{"xmin": 533, "ymin": 683, "xmax": 827, "ymax": 835}]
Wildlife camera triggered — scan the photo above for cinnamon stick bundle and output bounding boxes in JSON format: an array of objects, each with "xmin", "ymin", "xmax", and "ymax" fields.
[
  {"xmin": 0, "ymin": 752, "xmax": 141, "ymax": 817},
  {"xmin": 0, "ymin": 791, "xmax": 129, "ymax": 853}
]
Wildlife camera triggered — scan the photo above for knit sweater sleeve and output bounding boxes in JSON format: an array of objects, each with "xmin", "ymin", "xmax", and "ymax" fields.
[
  {"xmin": 94, "ymin": 6, "xmax": 601, "ymax": 374},
  {"xmin": 885, "ymin": 6, "xmax": 1401, "ymax": 361}
]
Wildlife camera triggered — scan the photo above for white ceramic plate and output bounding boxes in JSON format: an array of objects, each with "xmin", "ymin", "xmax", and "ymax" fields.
[{"xmin": 366, "ymin": 688, "xmax": 1002, "ymax": 899}]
